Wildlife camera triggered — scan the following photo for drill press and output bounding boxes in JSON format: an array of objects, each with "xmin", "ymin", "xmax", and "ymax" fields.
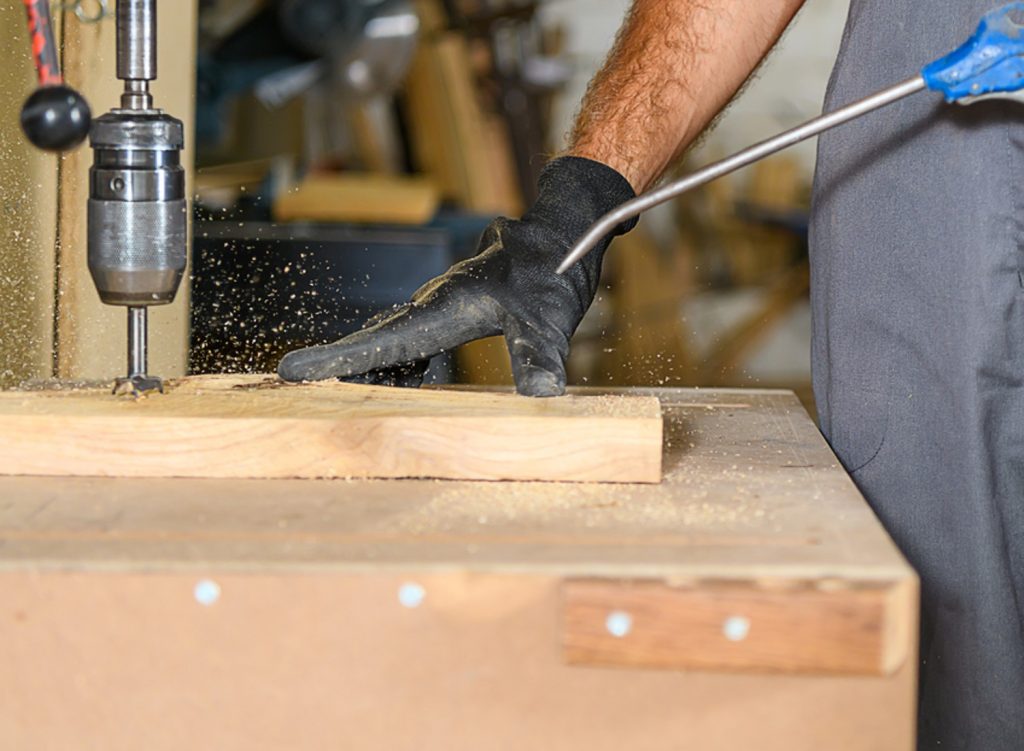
[
  {"xmin": 21, "ymin": 0, "xmax": 186, "ymax": 395},
  {"xmin": 89, "ymin": 0, "xmax": 187, "ymax": 394}
]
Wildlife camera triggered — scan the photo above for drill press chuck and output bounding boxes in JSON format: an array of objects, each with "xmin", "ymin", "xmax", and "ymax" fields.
[
  {"xmin": 84, "ymin": 0, "xmax": 187, "ymax": 395},
  {"xmin": 88, "ymin": 111, "xmax": 186, "ymax": 307}
]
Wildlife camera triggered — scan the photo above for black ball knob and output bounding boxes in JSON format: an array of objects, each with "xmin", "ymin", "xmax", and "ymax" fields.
[{"xmin": 20, "ymin": 84, "xmax": 92, "ymax": 152}]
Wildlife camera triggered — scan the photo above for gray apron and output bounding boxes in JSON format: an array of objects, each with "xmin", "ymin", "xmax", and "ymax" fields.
[{"xmin": 811, "ymin": 2, "xmax": 1024, "ymax": 747}]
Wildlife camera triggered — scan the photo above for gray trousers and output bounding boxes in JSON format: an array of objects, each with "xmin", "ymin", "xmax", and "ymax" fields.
[{"xmin": 811, "ymin": 2, "xmax": 1024, "ymax": 747}]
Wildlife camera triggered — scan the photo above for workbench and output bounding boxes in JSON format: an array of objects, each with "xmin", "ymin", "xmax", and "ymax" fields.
[{"xmin": 0, "ymin": 388, "xmax": 917, "ymax": 750}]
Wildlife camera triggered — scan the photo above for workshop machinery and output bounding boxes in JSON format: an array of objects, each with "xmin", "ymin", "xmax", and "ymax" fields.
[
  {"xmin": 19, "ymin": 2, "xmax": 1024, "ymax": 388},
  {"xmin": 559, "ymin": 2, "xmax": 1024, "ymax": 272},
  {"xmin": 21, "ymin": 0, "xmax": 422, "ymax": 392},
  {"xmin": 195, "ymin": 0, "xmax": 417, "ymax": 147},
  {"xmin": 21, "ymin": 0, "xmax": 186, "ymax": 395}
]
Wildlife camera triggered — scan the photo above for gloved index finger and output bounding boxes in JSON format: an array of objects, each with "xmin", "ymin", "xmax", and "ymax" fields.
[{"xmin": 277, "ymin": 293, "xmax": 500, "ymax": 382}]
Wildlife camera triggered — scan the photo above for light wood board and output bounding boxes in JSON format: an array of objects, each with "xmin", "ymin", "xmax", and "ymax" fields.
[
  {"xmin": 0, "ymin": 388, "xmax": 918, "ymax": 750},
  {"xmin": 0, "ymin": 375, "xmax": 663, "ymax": 483},
  {"xmin": 563, "ymin": 577, "xmax": 915, "ymax": 675},
  {"xmin": 272, "ymin": 173, "xmax": 440, "ymax": 225},
  {"xmin": 402, "ymin": 4, "xmax": 522, "ymax": 216}
]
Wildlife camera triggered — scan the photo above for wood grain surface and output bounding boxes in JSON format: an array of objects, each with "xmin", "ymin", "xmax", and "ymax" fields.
[
  {"xmin": 0, "ymin": 387, "xmax": 918, "ymax": 751},
  {"xmin": 0, "ymin": 375, "xmax": 663, "ymax": 483},
  {"xmin": 562, "ymin": 577, "xmax": 916, "ymax": 676}
]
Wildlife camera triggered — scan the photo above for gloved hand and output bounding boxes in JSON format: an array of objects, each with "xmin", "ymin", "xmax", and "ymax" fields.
[{"xmin": 277, "ymin": 156, "xmax": 636, "ymax": 396}]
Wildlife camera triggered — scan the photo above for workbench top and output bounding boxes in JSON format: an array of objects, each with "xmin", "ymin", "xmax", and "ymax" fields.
[
  {"xmin": 0, "ymin": 387, "xmax": 908, "ymax": 582},
  {"xmin": 0, "ymin": 388, "xmax": 919, "ymax": 751}
]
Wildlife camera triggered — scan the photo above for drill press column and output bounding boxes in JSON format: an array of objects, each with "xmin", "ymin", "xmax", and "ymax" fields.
[{"xmin": 88, "ymin": 0, "xmax": 186, "ymax": 394}]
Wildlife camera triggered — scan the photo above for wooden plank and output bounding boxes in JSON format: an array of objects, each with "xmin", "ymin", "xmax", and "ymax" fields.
[
  {"xmin": 194, "ymin": 158, "xmax": 273, "ymax": 193},
  {"xmin": 348, "ymin": 99, "xmax": 405, "ymax": 174},
  {"xmin": 402, "ymin": 9, "xmax": 521, "ymax": 215},
  {"xmin": 562, "ymin": 577, "xmax": 916, "ymax": 676},
  {"xmin": 0, "ymin": 375, "xmax": 662, "ymax": 483},
  {"xmin": 273, "ymin": 174, "xmax": 440, "ymax": 225}
]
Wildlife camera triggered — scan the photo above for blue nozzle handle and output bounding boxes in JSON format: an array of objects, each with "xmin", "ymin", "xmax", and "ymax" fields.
[{"xmin": 923, "ymin": 3, "xmax": 1024, "ymax": 102}]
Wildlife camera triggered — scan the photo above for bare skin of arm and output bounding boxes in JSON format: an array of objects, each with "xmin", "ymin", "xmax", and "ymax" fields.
[{"xmin": 570, "ymin": 0, "xmax": 808, "ymax": 192}]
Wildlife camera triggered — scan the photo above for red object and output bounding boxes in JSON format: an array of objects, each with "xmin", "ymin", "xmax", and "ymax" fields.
[{"xmin": 24, "ymin": 0, "xmax": 63, "ymax": 86}]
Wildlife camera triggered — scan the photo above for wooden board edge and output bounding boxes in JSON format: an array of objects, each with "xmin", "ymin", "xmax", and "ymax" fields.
[
  {"xmin": 881, "ymin": 575, "xmax": 919, "ymax": 676},
  {"xmin": 560, "ymin": 576, "xmax": 916, "ymax": 676},
  {"xmin": 0, "ymin": 413, "xmax": 662, "ymax": 485},
  {"xmin": 271, "ymin": 183, "xmax": 440, "ymax": 225}
]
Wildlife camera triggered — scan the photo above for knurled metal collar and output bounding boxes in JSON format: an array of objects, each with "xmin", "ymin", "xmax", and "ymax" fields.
[{"xmin": 89, "ymin": 110, "xmax": 184, "ymax": 150}]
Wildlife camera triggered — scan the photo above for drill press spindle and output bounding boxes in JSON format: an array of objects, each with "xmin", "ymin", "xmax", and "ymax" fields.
[{"xmin": 88, "ymin": 0, "xmax": 187, "ymax": 395}]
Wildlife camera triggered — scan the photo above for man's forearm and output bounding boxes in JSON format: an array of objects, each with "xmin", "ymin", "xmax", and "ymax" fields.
[{"xmin": 569, "ymin": 0, "xmax": 806, "ymax": 191}]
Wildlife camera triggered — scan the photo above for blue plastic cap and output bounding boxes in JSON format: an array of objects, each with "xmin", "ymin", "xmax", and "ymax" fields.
[{"xmin": 923, "ymin": 3, "xmax": 1024, "ymax": 101}]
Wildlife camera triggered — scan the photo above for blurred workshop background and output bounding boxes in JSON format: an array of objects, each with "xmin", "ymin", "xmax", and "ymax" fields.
[{"xmin": 1, "ymin": 0, "xmax": 848, "ymax": 408}]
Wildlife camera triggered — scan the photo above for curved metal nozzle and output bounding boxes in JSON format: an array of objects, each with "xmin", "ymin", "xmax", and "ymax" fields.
[{"xmin": 556, "ymin": 75, "xmax": 927, "ymax": 275}]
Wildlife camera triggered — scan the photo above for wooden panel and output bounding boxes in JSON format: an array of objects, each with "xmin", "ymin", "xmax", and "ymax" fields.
[
  {"xmin": 0, "ymin": 571, "xmax": 916, "ymax": 751},
  {"xmin": 0, "ymin": 375, "xmax": 662, "ymax": 483},
  {"xmin": 562, "ymin": 577, "xmax": 916, "ymax": 676},
  {"xmin": 273, "ymin": 173, "xmax": 440, "ymax": 225}
]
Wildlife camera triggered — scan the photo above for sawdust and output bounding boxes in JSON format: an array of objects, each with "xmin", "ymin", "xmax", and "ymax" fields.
[
  {"xmin": 380, "ymin": 398, "xmax": 788, "ymax": 541},
  {"xmin": 386, "ymin": 437, "xmax": 778, "ymax": 537}
]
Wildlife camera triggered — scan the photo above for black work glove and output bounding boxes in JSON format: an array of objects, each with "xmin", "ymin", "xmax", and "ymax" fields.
[{"xmin": 277, "ymin": 156, "xmax": 636, "ymax": 396}]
